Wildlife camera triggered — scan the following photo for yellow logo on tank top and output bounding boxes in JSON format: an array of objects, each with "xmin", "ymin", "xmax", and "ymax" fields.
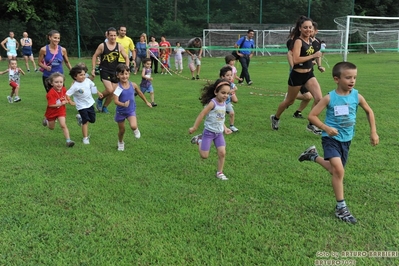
[
  {"xmin": 306, "ymin": 46, "xmax": 314, "ymax": 55},
  {"xmin": 102, "ymin": 51, "xmax": 119, "ymax": 63}
]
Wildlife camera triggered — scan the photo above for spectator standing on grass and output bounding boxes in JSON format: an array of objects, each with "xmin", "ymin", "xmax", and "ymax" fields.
[
  {"xmin": 1, "ymin": 31, "xmax": 19, "ymax": 60},
  {"xmin": 270, "ymin": 16, "xmax": 323, "ymax": 134},
  {"xmin": 67, "ymin": 65, "xmax": 103, "ymax": 145},
  {"xmin": 91, "ymin": 27, "xmax": 129, "ymax": 114},
  {"xmin": 189, "ymin": 78, "xmax": 233, "ymax": 181},
  {"xmin": 186, "ymin": 37, "xmax": 203, "ymax": 80},
  {"xmin": 159, "ymin": 35, "xmax": 171, "ymax": 70},
  {"xmin": 20, "ymin": 32, "xmax": 38, "ymax": 72},
  {"xmin": 116, "ymin": 26, "xmax": 136, "ymax": 71},
  {"xmin": 298, "ymin": 61, "xmax": 379, "ymax": 224},
  {"xmin": 42, "ymin": 72, "xmax": 75, "ymax": 147},
  {"xmin": 113, "ymin": 64, "xmax": 152, "ymax": 151},
  {"xmin": 174, "ymin": 41, "xmax": 185, "ymax": 73},
  {"xmin": 134, "ymin": 33, "xmax": 148, "ymax": 75},
  {"xmin": 38, "ymin": 30, "xmax": 72, "ymax": 92},
  {"xmin": 0, "ymin": 59, "xmax": 25, "ymax": 103},
  {"xmin": 148, "ymin": 36, "xmax": 159, "ymax": 74},
  {"xmin": 234, "ymin": 29, "xmax": 254, "ymax": 85}
]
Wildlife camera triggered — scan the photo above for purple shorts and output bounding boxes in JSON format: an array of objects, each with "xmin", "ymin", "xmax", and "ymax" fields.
[
  {"xmin": 114, "ymin": 111, "xmax": 136, "ymax": 122},
  {"xmin": 200, "ymin": 129, "xmax": 226, "ymax": 152}
]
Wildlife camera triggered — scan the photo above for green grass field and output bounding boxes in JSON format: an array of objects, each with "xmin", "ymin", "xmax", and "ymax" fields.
[{"xmin": 0, "ymin": 53, "xmax": 398, "ymax": 265}]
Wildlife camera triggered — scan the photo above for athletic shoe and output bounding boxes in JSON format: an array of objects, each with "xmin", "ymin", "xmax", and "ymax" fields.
[
  {"xmin": 35, "ymin": 68, "xmax": 38, "ymax": 72},
  {"xmin": 66, "ymin": 140, "xmax": 75, "ymax": 147},
  {"xmin": 151, "ymin": 102, "xmax": 157, "ymax": 107},
  {"xmin": 7, "ymin": 96, "xmax": 13, "ymax": 103},
  {"xmin": 248, "ymin": 80, "xmax": 253, "ymax": 85},
  {"xmin": 191, "ymin": 134, "xmax": 202, "ymax": 145},
  {"xmin": 196, "ymin": 75, "xmax": 200, "ymax": 80},
  {"xmin": 102, "ymin": 106, "xmax": 110, "ymax": 114},
  {"xmin": 83, "ymin": 137, "xmax": 90, "ymax": 144},
  {"xmin": 96, "ymin": 98, "xmax": 103, "ymax": 112},
  {"xmin": 76, "ymin": 114, "xmax": 82, "ymax": 126},
  {"xmin": 191, "ymin": 77, "xmax": 195, "ymax": 80},
  {"xmin": 335, "ymin": 206, "xmax": 357, "ymax": 224},
  {"xmin": 27, "ymin": 69, "xmax": 30, "ymax": 72},
  {"xmin": 216, "ymin": 173, "xmax": 228, "ymax": 181},
  {"xmin": 298, "ymin": 145, "xmax": 318, "ymax": 162},
  {"xmin": 270, "ymin": 115, "xmax": 280, "ymax": 130},
  {"xmin": 238, "ymin": 80, "xmax": 243, "ymax": 84},
  {"xmin": 293, "ymin": 112, "xmax": 304, "ymax": 119},
  {"xmin": 133, "ymin": 129, "xmax": 141, "ymax": 139},
  {"xmin": 42, "ymin": 118, "xmax": 48, "ymax": 127},
  {"xmin": 117, "ymin": 141, "xmax": 125, "ymax": 151},
  {"xmin": 14, "ymin": 96, "xmax": 21, "ymax": 102},
  {"xmin": 229, "ymin": 125, "xmax": 239, "ymax": 132},
  {"xmin": 307, "ymin": 124, "xmax": 322, "ymax": 135}
]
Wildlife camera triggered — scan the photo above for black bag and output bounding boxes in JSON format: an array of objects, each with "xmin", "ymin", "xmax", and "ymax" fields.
[
  {"xmin": 232, "ymin": 37, "xmax": 245, "ymax": 59},
  {"xmin": 232, "ymin": 50, "xmax": 239, "ymax": 59}
]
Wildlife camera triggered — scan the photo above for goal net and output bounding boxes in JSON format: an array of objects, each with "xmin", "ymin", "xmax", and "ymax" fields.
[
  {"xmin": 334, "ymin": 15, "xmax": 399, "ymax": 61},
  {"xmin": 202, "ymin": 29, "xmax": 261, "ymax": 57},
  {"xmin": 203, "ymin": 29, "xmax": 344, "ymax": 57}
]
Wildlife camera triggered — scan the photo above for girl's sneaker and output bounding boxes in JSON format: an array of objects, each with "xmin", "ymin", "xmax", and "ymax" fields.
[
  {"xmin": 216, "ymin": 172, "xmax": 228, "ymax": 181},
  {"xmin": 190, "ymin": 134, "xmax": 202, "ymax": 145},
  {"xmin": 7, "ymin": 96, "xmax": 13, "ymax": 103},
  {"xmin": 117, "ymin": 141, "xmax": 125, "ymax": 151},
  {"xmin": 14, "ymin": 96, "xmax": 21, "ymax": 102}
]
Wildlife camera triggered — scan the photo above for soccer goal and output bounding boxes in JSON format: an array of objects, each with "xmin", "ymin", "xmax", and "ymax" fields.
[
  {"xmin": 202, "ymin": 29, "xmax": 261, "ymax": 57},
  {"xmin": 334, "ymin": 15, "xmax": 399, "ymax": 61},
  {"xmin": 262, "ymin": 30, "xmax": 345, "ymax": 55}
]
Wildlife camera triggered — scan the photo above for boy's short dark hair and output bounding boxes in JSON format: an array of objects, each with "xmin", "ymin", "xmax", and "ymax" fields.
[
  {"xmin": 69, "ymin": 65, "xmax": 85, "ymax": 80},
  {"xmin": 142, "ymin": 58, "xmax": 151, "ymax": 65},
  {"xmin": 332, "ymin": 62, "xmax": 357, "ymax": 78},
  {"xmin": 225, "ymin": 54, "xmax": 236, "ymax": 64}
]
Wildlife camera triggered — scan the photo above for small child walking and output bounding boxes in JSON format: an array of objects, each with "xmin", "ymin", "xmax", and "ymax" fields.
[
  {"xmin": 67, "ymin": 64, "xmax": 103, "ymax": 144},
  {"xmin": 160, "ymin": 49, "xmax": 169, "ymax": 75},
  {"xmin": 42, "ymin": 72, "xmax": 75, "ymax": 147},
  {"xmin": 298, "ymin": 62, "xmax": 379, "ymax": 224},
  {"xmin": 140, "ymin": 58, "xmax": 157, "ymax": 107},
  {"xmin": 220, "ymin": 66, "xmax": 239, "ymax": 132},
  {"xmin": 113, "ymin": 64, "xmax": 152, "ymax": 151},
  {"xmin": 174, "ymin": 41, "xmax": 185, "ymax": 73},
  {"xmin": 189, "ymin": 78, "xmax": 233, "ymax": 180},
  {"xmin": 225, "ymin": 54, "xmax": 242, "ymax": 103},
  {"xmin": 0, "ymin": 59, "xmax": 25, "ymax": 103}
]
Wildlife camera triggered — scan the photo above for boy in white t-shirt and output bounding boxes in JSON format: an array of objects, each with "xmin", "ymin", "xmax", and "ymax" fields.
[{"xmin": 67, "ymin": 64, "xmax": 103, "ymax": 144}]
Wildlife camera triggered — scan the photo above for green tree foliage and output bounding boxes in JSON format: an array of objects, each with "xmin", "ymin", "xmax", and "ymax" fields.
[{"xmin": 0, "ymin": 0, "xmax": 398, "ymax": 57}]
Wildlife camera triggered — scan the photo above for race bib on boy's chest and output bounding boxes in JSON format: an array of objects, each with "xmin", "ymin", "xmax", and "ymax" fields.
[{"xmin": 334, "ymin": 105, "xmax": 349, "ymax": 116}]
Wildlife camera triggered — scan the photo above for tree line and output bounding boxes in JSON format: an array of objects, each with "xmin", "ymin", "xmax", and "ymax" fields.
[{"xmin": 1, "ymin": 0, "xmax": 398, "ymax": 57}]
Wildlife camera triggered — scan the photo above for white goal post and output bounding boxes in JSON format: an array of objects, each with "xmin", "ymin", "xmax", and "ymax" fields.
[{"xmin": 335, "ymin": 15, "xmax": 399, "ymax": 61}]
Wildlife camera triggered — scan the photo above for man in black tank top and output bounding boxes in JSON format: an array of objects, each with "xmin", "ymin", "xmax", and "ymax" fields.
[{"xmin": 91, "ymin": 27, "xmax": 129, "ymax": 113}]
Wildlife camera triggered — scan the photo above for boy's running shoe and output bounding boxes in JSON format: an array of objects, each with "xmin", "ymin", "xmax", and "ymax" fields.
[
  {"xmin": 298, "ymin": 145, "xmax": 318, "ymax": 162},
  {"xmin": 335, "ymin": 206, "xmax": 357, "ymax": 224}
]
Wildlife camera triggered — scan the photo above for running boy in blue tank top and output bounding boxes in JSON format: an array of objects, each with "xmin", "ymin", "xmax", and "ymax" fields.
[{"xmin": 298, "ymin": 61, "xmax": 379, "ymax": 224}]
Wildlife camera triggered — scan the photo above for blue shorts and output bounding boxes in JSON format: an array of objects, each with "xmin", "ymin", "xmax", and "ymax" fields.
[
  {"xmin": 288, "ymin": 70, "xmax": 315, "ymax": 86},
  {"xmin": 78, "ymin": 105, "xmax": 96, "ymax": 124},
  {"xmin": 140, "ymin": 85, "xmax": 154, "ymax": 94},
  {"xmin": 200, "ymin": 129, "xmax": 226, "ymax": 152},
  {"xmin": 321, "ymin": 137, "xmax": 351, "ymax": 167},
  {"xmin": 114, "ymin": 111, "xmax": 136, "ymax": 123}
]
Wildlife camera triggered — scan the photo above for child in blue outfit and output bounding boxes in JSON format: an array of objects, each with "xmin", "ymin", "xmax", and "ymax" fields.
[
  {"xmin": 113, "ymin": 64, "xmax": 152, "ymax": 151},
  {"xmin": 140, "ymin": 58, "xmax": 157, "ymax": 107},
  {"xmin": 298, "ymin": 61, "xmax": 379, "ymax": 224}
]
